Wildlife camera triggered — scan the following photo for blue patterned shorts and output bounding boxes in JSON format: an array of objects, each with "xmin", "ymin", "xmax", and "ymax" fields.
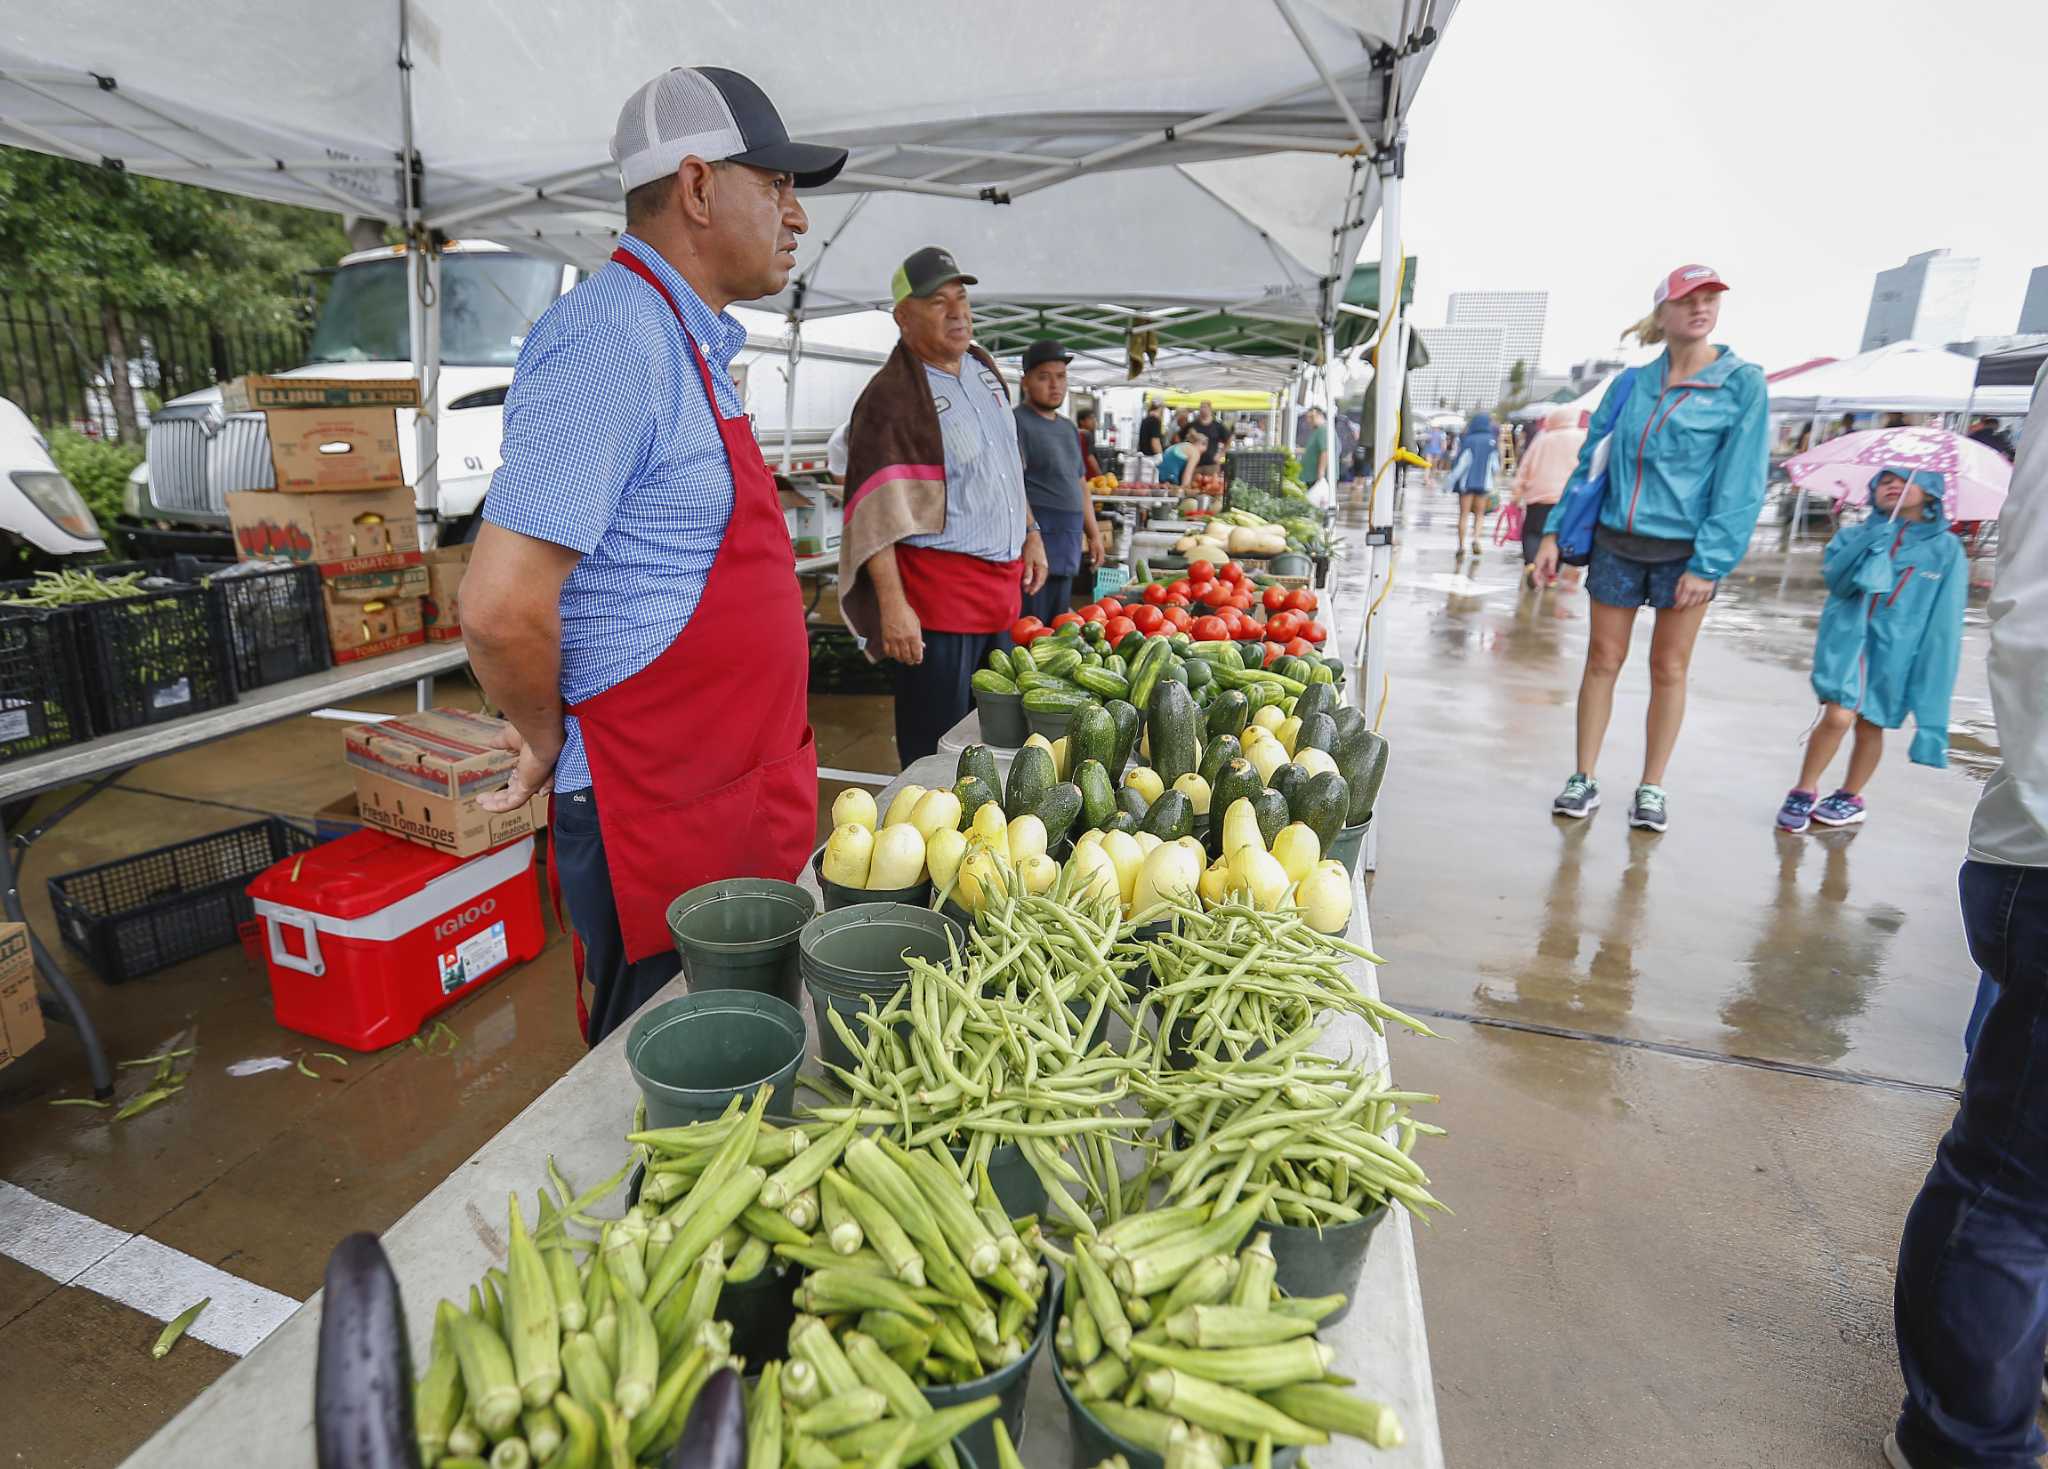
[{"xmin": 1587, "ymin": 542, "xmax": 1698, "ymax": 610}]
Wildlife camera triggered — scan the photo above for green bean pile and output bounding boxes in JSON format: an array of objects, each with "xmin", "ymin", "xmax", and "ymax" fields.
[{"xmin": 2, "ymin": 568, "xmax": 149, "ymax": 606}]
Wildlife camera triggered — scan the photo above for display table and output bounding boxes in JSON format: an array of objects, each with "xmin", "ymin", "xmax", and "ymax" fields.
[{"xmin": 124, "ymin": 754, "xmax": 1440, "ymax": 1469}]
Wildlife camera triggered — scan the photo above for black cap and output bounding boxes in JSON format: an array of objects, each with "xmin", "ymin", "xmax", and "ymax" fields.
[
  {"xmin": 892, "ymin": 246, "xmax": 977, "ymax": 304},
  {"xmin": 612, "ymin": 67, "xmax": 847, "ymax": 192},
  {"xmin": 1021, "ymin": 339, "xmax": 1073, "ymax": 372}
]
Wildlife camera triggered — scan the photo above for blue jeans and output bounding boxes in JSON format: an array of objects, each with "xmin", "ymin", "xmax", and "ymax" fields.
[
  {"xmin": 1895, "ymin": 861, "xmax": 2048, "ymax": 1467},
  {"xmin": 1966, "ymin": 970, "xmax": 2000, "ymax": 1054},
  {"xmin": 551, "ymin": 789, "xmax": 683, "ymax": 1047}
]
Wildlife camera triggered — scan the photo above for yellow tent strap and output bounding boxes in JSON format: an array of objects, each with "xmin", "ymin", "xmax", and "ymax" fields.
[{"xmin": 1357, "ymin": 249, "xmax": 1410, "ymax": 734}]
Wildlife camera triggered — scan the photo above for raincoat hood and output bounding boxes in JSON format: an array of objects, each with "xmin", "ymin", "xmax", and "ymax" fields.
[
  {"xmin": 1466, "ymin": 412, "xmax": 1494, "ymax": 438},
  {"xmin": 1869, "ymin": 465, "xmax": 1948, "ymax": 521},
  {"xmin": 1543, "ymin": 406, "xmax": 1582, "ymax": 431}
]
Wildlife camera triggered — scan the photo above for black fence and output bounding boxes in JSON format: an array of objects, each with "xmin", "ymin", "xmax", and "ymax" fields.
[{"xmin": 0, "ymin": 294, "xmax": 312, "ymax": 440}]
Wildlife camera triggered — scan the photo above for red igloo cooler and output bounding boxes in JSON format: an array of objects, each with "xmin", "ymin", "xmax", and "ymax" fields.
[{"xmin": 247, "ymin": 827, "xmax": 544, "ymax": 1049}]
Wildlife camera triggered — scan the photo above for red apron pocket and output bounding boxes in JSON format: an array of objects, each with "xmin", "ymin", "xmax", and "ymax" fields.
[
  {"xmin": 599, "ymin": 766, "xmax": 767, "ymax": 962},
  {"xmin": 752, "ymin": 726, "xmax": 820, "ymax": 882}
]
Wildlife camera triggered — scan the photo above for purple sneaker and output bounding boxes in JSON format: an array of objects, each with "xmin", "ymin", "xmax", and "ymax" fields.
[
  {"xmin": 1776, "ymin": 789, "xmax": 1816, "ymax": 833},
  {"xmin": 1811, "ymin": 790, "xmax": 1866, "ymax": 827}
]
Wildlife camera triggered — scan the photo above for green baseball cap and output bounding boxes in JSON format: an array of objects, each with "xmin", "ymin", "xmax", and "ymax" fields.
[{"xmin": 891, "ymin": 246, "xmax": 977, "ymax": 305}]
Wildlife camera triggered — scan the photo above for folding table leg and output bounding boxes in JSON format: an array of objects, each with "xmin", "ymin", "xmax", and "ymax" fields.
[{"xmin": 0, "ymin": 805, "xmax": 113, "ymax": 1097}]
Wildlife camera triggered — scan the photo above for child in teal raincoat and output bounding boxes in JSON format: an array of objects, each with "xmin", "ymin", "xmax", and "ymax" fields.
[{"xmin": 1776, "ymin": 466, "xmax": 1968, "ymax": 832}]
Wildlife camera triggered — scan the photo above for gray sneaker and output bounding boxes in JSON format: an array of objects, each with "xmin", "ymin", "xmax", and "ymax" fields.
[
  {"xmin": 1552, "ymin": 773, "xmax": 1600, "ymax": 818},
  {"xmin": 1630, "ymin": 784, "xmax": 1669, "ymax": 832}
]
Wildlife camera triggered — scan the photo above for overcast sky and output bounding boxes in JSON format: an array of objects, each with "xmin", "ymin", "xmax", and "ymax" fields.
[{"xmin": 1372, "ymin": 0, "xmax": 2048, "ymax": 375}]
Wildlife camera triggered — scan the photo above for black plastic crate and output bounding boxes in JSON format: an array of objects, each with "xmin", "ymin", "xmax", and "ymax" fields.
[
  {"xmin": 48, "ymin": 817, "xmax": 317, "ymax": 984},
  {"xmin": 1226, "ymin": 449, "xmax": 1290, "ymax": 493},
  {"xmin": 0, "ymin": 608, "xmax": 95, "ymax": 764},
  {"xmin": 169, "ymin": 557, "xmax": 332, "ymax": 693}
]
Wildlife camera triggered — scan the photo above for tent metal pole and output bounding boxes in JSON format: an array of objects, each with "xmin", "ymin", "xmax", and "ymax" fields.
[
  {"xmin": 398, "ymin": 0, "xmax": 440, "ymax": 544},
  {"xmin": 782, "ymin": 311, "xmax": 803, "ymax": 471},
  {"xmin": 1361, "ymin": 141, "xmax": 1406, "ymax": 874}
]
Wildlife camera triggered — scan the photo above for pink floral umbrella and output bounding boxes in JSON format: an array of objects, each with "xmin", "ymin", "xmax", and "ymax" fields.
[{"xmin": 1783, "ymin": 427, "xmax": 2012, "ymax": 521}]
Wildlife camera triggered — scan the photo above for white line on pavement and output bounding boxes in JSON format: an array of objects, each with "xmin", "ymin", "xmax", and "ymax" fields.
[{"xmin": 0, "ymin": 1180, "xmax": 300, "ymax": 1356}]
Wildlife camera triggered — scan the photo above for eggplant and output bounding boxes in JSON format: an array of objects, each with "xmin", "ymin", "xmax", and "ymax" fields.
[
  {"xmin": 315, "ymin": 1232, "xmax": 421, "ymax": 1469},
  {"xmin": 670, "ymin": 1364, "xmax": 746, "ymax": 1469}
]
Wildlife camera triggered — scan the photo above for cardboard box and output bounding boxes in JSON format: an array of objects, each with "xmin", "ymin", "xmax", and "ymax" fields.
[
  {"xmin": 229, "ymin": 487, "xmax": 421, "ymax": 574},
  {"xmin": 221, "ymin": 376, "xmax": 420, "ymax": 495},
  {"xmin": 324, "ymin": 591, "xmax": 424, "ymax": 664},
  {"xmin": 422, "ymin": 544, "xmax": 471, "ymax": 642},
  {"xmin": 312, "ymin": 790, "xmax": 368, "ymax": 844},
  {"xmin": 0, "ymin": 922, "xmax": 44, "ymax": 1071},
  {"xmin": 345, "ymin": 708, "xmax": 549, "ymax": 857}
]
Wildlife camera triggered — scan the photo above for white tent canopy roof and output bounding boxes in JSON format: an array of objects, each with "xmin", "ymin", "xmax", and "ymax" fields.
[
  {"xmin": 2, "ymin": 0, "xmax": 1447, "ymax": 269},
  {"xmin": 1768, "ymin": 340, "xmax": 2033, "ymax": 417}
]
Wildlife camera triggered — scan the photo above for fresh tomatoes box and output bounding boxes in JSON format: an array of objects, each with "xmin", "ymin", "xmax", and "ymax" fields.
[{"xmin": 246, "ymin": 828, "xmax": 543, "ymax": 1050}]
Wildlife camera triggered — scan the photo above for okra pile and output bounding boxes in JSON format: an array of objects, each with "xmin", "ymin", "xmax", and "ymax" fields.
[
  {"xmin": 1047, "ymin": 1206, "xmax": 1405, "ymax": 1464},
  {"xmin": 411, "ymin": 1085, "xmax": 1047, "ymax": 1468}
]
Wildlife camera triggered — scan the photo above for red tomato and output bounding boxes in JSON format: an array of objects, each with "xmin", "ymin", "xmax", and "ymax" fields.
[
  {"xmin": 1231, "ymin": 592, "xmax": 1255, "ymax": 612},
  {"xmin": 1284, "ymin": 637, "xmax": 1313, "ymax": 657},
  {"xmin": 1285, "ymin": 588, "xmax": 1318, "ymax": 614},
  {"xmin": 1218, "ymin": 562, "xmax": 1243, "ymax": 584},
  {"xmin": 1263, "ymin": 641, "xmax": 1286, "ymax": 667},
  {"xmin": 1262, "ymin": 586, "xmax": 1290, "ymax": 612},
  {"xmin": 1188, "ymin": 559, "xmax": 1215, "ymax": 584},
  {"xmin": 1130, "ymin": 604, "xmax": 1165, "ymax": 635},
  {"xmin": 1009, "ymin": 617, "xmax": 1043, "ymax": 644},
  {"xmin": 1191, "ymin": 615, "xmax": 1229, "ymax": 642},
  {"xmin": 1080, "ymin": 604, "xmax": 1108, "ymax": 623},
  {"xmin": 1234, "ymin": 615, "xmax": 1264, "ymax": 641},
  {"xmin": 1162, "ymin": 606, "xmax": 1192, "ymax": 632},
  {"xmin": 1168, "ymin": 579, "xmax": 1193, "ymax": 601},
  {"xmin": 1142, "ymin": 583, "xmax": 1170, "ymax": 606},
  {"xmin": 1266, "ymin": 611, "xmax": 1301, "ymax": 641},
  {"xmin": 1301, "ymin": 620, "xmax": 1327, "ymax": 645},
  {"xmin": 1051, "ymin": 610, "xmax": 1085, "ymax": 629},
  {"xmin": 1104, "ymin": 615, "xmax": 1136, "ymax": 644},
  {"xmin": 1098, "ymin": 598, "xmax": 1124, "ymax": 617},
  {"xmin": 1163, "ymin": 595, "xmax": 1189, "ymax": 610}
]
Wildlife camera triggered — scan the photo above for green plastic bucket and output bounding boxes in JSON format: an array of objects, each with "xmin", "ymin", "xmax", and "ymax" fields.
[
  {"xmin": 625, "ymin": 1160, "xmax": 805, "ymax": 1363},
  {"xmin": 667, "ymin": 878, "xmax": 816, "ymax": 1009},
  {"xmin": 1254, "ymin": 1206, "xmax": 1387, "ymax": 1327},
  {"xmin": 1326, "ymin": 818, "xmax": 1370, "ymax": 874},
  {"xmin": 945, "ymin": 1138, "xmax": 1047, "ymax": 1224},
  {"xmin": 922, "ymin": 1267, "xmax": 1058, "ymax": 1469},
  {"xmin": 799, "ymin": 902, "xmax": 964, "ymax": 992},
  {"xmin": 625, "ymin": 991, "xmax": 807, "ymax": 1128},
  {"xmin": 1024, "ymin": 706, "xmax": 1076, "ymax": 743},
  {"xmin": 1053, "ymin": 1278, "xmax": 1301, "ymax": 1469},
  {"xmin": 811, "ymin": 847, "xmax": 934, "ymax": 913},
  {"xmin": 1118, "ymin": 918, "xmax": 1171, "ymax": 1005},
  {"xmin": 975, "ymin": 688, "xmax": 1028, "ymax": 747}
]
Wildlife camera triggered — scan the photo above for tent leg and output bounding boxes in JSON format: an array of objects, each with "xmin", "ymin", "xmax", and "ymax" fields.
[
  {"xmin": 781, "ymin": 312, "xmax": 803, "ymax": 471},
  {"xmin": 407, "ymin": 239, "xmax": 442, "ymax": 550},
  {"xmin": 1361, "ymin": 148, "xmax": 1405, "ymax": 876}
]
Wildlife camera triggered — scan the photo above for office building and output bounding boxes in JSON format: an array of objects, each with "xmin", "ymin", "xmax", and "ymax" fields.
[
  {"xmin": 2019, "ymin": 265, "xmax": 2048, "ymax": 334},
  {"xmin": 1409, "ymin": 324, "xmax": 1507, "ymax": 413},
  {"xmin": 1446, "ymin": 290, "xmax": 1549, "ymax": 399},
  {"xmin": 1860, "ymin": 249, "xmax": 1978, "ymax": 351}
]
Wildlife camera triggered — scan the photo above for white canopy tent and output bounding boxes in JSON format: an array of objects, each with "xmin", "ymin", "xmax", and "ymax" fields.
[
  {"xmin": 1768, "ymin": 340, "xmax": 2034, "ymax": 418},
  {"xmin": 3, "ymin": 0, "xmax": 1452, "ymax": 818}
]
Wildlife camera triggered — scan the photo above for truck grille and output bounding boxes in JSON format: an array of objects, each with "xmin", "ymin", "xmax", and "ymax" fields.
[{"xmin": 145, "ymin": 413, "xmax": 275, "ymax": 514}]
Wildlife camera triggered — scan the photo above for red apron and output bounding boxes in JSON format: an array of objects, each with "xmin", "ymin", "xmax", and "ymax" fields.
[{"xmin": 564, "ymin": 248, "xmax": 816, "ymax": 982}]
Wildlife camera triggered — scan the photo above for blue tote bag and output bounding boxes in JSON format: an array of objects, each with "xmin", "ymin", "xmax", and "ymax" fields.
[{"xmin": 1552, "ymin": 370, "xmax": 1637, "ymax": 567}]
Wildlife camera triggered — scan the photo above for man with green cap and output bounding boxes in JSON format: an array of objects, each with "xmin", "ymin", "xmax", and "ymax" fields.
[{"xmin": 839, "ymin": 246, "xmax": 1048, "ymax": 762}]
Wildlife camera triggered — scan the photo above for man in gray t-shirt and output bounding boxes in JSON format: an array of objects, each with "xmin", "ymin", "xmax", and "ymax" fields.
[{"xmin": 1013, "ymin": 338, "xmax": 1105, "ymax": 624}]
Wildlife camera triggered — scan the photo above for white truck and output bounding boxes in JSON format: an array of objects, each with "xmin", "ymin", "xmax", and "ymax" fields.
[
  {"xmin": 126, "ymin": 240, "xmax": 885, "ymax": 553},
  {"xmin": 0, "ymin": 396, "xmax": 108, "ymax": 559}
]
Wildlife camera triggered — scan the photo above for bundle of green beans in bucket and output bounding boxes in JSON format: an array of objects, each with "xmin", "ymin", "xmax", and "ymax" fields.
[
  {"xmin": 798, "ymin": 903, "xmax": 964, "ymax": 1072},
  {"xmin": 1042, "ymin": 1198, "xmax": 1408, "ymax": 1469}
]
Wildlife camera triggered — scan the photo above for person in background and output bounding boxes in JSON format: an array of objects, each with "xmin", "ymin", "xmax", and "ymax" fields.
[
  {"xmin": 1968, "ymin": 415, "xmax": 2015, "ymax": 459},
  {"xmin": 1074, "ymin": 405, "xmax": 1103, "ymax": 480},
  {"xmin": 1173, "ymin": 407, "xmax": 1192, "ymax": 440},
  {"xmin": 1886, "ymin": 363, "xmax": 2048, "ymax": 1469},
  {"xmin": 1445, "ymin": 411, "xmax": 1499, "ymax": 558},
  {"xmin": 1192, "ymin": 401, "xmax": 1230, "ymax": 470},
  {"xmin": 1137, "ymin": 398, "xmax": 1166, "ymax": 457},
  {"xmin": 1157, "ymin": 424, "xmax": 1207, "ymax": 490},
  {"xmin": 1336, "ymin": 410, "xmax": 1362, "ymax": 497},
  {"xmin": 1775, "ymin": 467, "xmax": 1967, "ymax": 833},
  {"xmin": 1298, "ymin": 406, "xmax": 1329, "ymax": 486},
  {"xmin": 838, "ymin": 246, "xmax": 1048, "ymax": 764},
  {"xmin": 1014, "ymin": 338, "xmax": 1105, "ymax": 626},
  {"xmin": 465, "ymin": 65, "xmax": 845, "ymax": 1044},
  {"xmin": 1534, "ymin": 264, "xmax": 1770, "ymax": 833},
  {"xmin": 1423, "ymin": 423, "xmax": 1446, "ymax": 469},
  {"xmin": 1510, "ymin": 405, "xmax": 1589, "ymax": 588}
]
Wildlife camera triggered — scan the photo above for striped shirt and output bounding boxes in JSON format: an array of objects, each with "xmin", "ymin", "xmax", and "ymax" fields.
[
  {"xmin": 483, "ymin": 233, "xmax": 745, "ymax": 793},
  {"xmin": 902, "ymin": 361, "xmax": 1027, "ymax": 561}
]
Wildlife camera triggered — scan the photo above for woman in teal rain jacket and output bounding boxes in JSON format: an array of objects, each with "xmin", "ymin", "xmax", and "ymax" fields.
[
  {"xmin": 1775, "ymin": 466, "xmax": 1968, "ymax": 832},
  {"xmin": 1534, "ymin": 265, "xmax": 1771, "ymax": 833}
]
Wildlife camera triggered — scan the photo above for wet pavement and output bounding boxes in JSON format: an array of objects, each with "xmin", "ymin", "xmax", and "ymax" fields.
[{"xmin": 0, "ymin": 478, "xmax": 2005, "ymax": 1466}]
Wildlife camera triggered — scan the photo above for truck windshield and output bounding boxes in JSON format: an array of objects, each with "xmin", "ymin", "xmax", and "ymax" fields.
[{"xmin": 308, "ymin": 253, "xmax": 561, "ymax": 367}]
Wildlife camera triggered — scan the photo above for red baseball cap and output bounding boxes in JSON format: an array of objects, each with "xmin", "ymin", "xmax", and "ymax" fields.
[{"xmin": 1653, "ymin": 264, "xmax": 1729, "ymax": 306}]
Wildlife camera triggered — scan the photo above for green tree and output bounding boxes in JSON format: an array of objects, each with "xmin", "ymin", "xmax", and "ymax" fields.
[
  {"xmin": 0, "ymin": 148, "xmax": 347, "ymax": 439},
  {"xmin": 1507, "ymin": 358, "xmax": 1528, "ymax": 399}
]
